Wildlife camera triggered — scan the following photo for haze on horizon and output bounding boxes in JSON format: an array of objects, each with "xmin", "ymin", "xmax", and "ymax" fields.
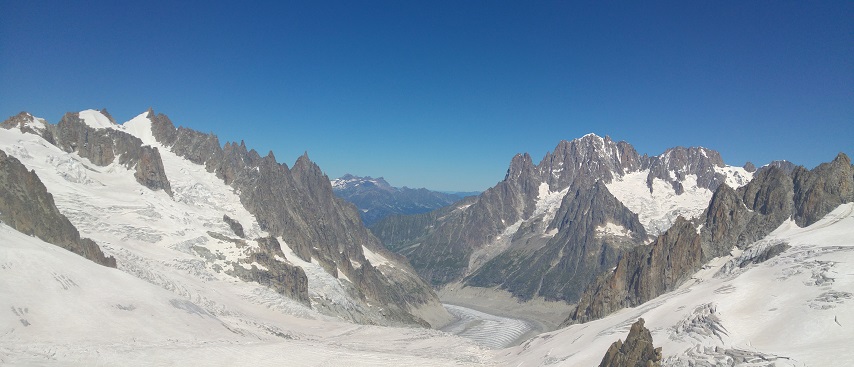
[{"xmin": 1, "ymin": 1, "xmax": 851, "ymax": 192}]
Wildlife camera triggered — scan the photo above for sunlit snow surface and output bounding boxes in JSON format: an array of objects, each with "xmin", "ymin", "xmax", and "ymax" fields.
[
  {"xmin": 608, "ymin": 170, "xmax": 733, "ymax": 236},
  {"xmin": 499, "ymin": 203, "xmax": 854, "ymax": 366},
  {"xmin": 0, "ymin": 113, "xmax": 495, "ymax": 366}
]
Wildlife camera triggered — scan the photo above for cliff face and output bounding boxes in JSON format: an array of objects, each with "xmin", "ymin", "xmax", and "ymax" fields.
[
  {"xmin": 792, "ymin": 153, "xmax": 854, "ymax": 226},
  {"xmin": 568, "ymin": 218, "xmax": 701, "ymax": 324},
  {"xmin": 146, "ymin": 110, "xmax": 445, "ymax": 326},
  {"xmin": 567, "ymin": 153, "xmax": 854, "ymax": 325},
  {"xmin": 0, "ymin": 149, "xmax": 116, "ymax": 268}
]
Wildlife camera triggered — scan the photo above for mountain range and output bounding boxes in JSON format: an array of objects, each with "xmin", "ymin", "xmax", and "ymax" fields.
[
  {"xmin": 331, "ymin": 174, "xmax": 473, "ymax": 226},
  {"xmin": 1, "ymin": 109, "xmax": 852, "ymax": 366},
  {"xmin": 372, "ymin": 134, "xmax": 755, "ymax": 304},
  {"xmin": 0, "ymin": 109, "xmax": 449, "ymax": 328}
]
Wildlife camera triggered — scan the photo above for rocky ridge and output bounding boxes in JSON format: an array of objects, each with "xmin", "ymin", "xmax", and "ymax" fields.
[
  {"xmin": 2, "ymin": 111, "xmax": 173, "ymax": 196},
  {"xmin": 567, "ymin": 153, "xmax": 854, "ymax": 324},
  {"xmin": 144, "ymin": 109, "xmax": 447, "ymax": 326},
  {"xmin": 0, "ymin": 149, "xmax": 116, "ymax": 267},
  {"xmin": 598, "ymin": 318, "xmax": 662, "ymax": 367}
]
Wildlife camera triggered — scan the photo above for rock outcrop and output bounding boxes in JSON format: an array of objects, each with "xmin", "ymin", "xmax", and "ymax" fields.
[
  {"xmin": 598, "ymin": 318, "xmax": 662, "ymax": 367},
  {"xmin": 792, "ymin": 153, "xmax": 854, "ymax": 226},
  {"xmin": 0, "ymin": 149, "xmax": 116, "ymax": 267},
  {"xmin": 223, "ymin": 214, "xmax": 245, "ymax": 238},
  {"xmin": 228, "ymin": 236, "xmax": 309, "ymax": 303},
  {"xmin": 646, "ymin": 147, "xmax": 726, "ymax": 194}
]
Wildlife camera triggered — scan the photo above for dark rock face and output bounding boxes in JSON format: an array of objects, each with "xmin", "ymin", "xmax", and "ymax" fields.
[
  {"xmin": 792, "ymin": 153, "xmax": 854, "ymax": 226},
  {"xmin": 331, "ymin": 174, "xmax": 466, "ymax": 226},
  {"xmin": 567, "ymin": 154, "xmax": 853, "ymax": 325},
  {"xmin": 0, "ymin": 150, "xmax": 116, "ymax": 267},
  {"xmin": 465, "ymin": 181, "xmax": 647, "ymax": 302},
  {"xmin": 537, "ymin": 136, "xmax": 644, "ymax": 191},
  {"xmin": 598, "ymin": 318, "xmax": 662, "ymax": 367},
  {"xmin": 223, "ymin": 214, "xmax": 245, "ymax": 238},
  {"xmin": 743, "ymin": 162, "xmax": 756, "ymax": 172},
  {"xmin": 146, "ymin": 110, "xmax": 442, "ymax": 326},
  {"xmin": 760, "ymin": 160, "xmax": 798, "ymax": 175},
  {"xmin": 702, "ymin": 167, "xmax": 793, "ymax": 257},
  {"xmin": 646, "ymin": 147, "xmax": 725, "ymax": 194},
  {"xmin": 569, "ymin": 218, "xmax": 702, "ymax": 324}
]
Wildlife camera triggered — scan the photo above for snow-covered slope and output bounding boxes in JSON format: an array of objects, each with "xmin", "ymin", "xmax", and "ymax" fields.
[
  {"xmin": 498, "ymin": 203, "xmax": 854, "ymax": 366},
  {"xmin": 0, "ymin": 222, "xmax": 494, "ymax": 366},
  {"xmin": 0, "ymin": 110, "xmax": 491, "ymax": 364},
  {"xmin": 0, "ymin": 110, "xmax": 434, "ymax": 326}
]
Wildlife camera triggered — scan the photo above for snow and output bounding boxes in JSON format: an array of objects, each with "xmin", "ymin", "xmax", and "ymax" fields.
[
  {"xmin": 77, "ymin": 109, "xmax": 116, "ymax": 130},
  {"xmin": 0, "ymin": 223, "xmax": 493, "ymax": 366},
  {"xmin": 595, "ymin": 222, "xmax": 633, "ymax": 237},
  {"xmin": 122, "ymin": 111, "xmax": 157, "ymax": 145},
  {"xmin": 498, "ymin": 203, "xmax": 854, "ymax": 366},
  {"xmin": 607, "ymin": 170, "xmax": 713, "ymax": 236},
  {"xmin": 18, "ymin": 113, "xmax": 47, "ymax": 131},
  {"xmin": 362, "ymin": 246, "xmax": 394, "ymax": 269},
  {"xmin": 1, "ymin": 114, "xmax": 497, "ymax": 365},
  {"xmin": 532, "ymin": 182, "xmax": 569, "ymax": 226},
  {"xmin": 715, "ymin": 165, "xmax": 754, "ymax": 189}
]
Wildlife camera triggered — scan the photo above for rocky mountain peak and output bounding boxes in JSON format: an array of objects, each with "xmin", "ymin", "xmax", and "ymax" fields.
[
  {"xmin": 1, "ymin": 112, "xmax": 47, "ymax": 134},
  {"xmin": 646, "ymin": 146, "xmax": 726, "ymax": 194},
  {"xmin": 538, "ymin": 136, "xmax": 643, "ymax": 191},
  {"xmin": 506, "ymin": 152, "xmax": 536, "ymax": 182}
]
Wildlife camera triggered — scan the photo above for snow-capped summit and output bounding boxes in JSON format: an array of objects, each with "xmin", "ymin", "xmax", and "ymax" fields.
[
  {"xmin": 121, "ymin": 110, "xmax": 157, "ymax": 146},
  {"xmin": 78, "ymin": 109, "xmax": 120, "ymax": 130},
  {"xmin": 331, "ymin": 174, "xmax": 392, "ymax": 191}
]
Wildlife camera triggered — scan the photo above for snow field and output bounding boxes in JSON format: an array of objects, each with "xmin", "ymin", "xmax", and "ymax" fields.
[
  {"xmin": 498, "ymin": 203, "xmax": 854, "ymax": 366},
  {"xmin": 607, "ymin": 170, "xmax": 713, "ymax": 236},
  {"xmin": 0, "ymin": 223, "xmax": 497, "ymax": 366}
]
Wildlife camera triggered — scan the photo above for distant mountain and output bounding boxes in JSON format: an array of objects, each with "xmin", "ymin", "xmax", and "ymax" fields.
[
  {"xmin": 331, "ymin": 174, "xmax": 471, "ymax": 226},
  {"xmin": 371, "ymin": 134, "xmax": 755, "ymax": 304}
]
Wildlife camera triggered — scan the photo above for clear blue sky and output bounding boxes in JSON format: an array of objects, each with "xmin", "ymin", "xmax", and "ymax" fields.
[{"xmin": 1, "ymin": 1, "xmax": 852, "ymax": 192}]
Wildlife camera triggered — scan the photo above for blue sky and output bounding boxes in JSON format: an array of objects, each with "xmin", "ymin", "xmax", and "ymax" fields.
[{"xmin": 1, "ymin": 1, "xmax": 852, "ymax": 192}]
